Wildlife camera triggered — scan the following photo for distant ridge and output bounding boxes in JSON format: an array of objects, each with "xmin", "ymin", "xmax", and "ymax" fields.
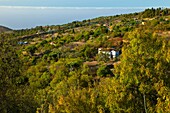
[
  {"xmin": 0, "ymin": 6, "xmax": 147, "ymax": 9},
  {"xmin": 0, "ymin": 25, "xmax": 12, "ymax": 33}
]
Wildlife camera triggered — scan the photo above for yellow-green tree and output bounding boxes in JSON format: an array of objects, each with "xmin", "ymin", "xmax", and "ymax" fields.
[
  {"xmin": 0, "ymin": 36, "xmax": 37, "ymax": 113},
  {"xmin": 114, "ymin": 29, "xmax": 170, "ymax": 112}
]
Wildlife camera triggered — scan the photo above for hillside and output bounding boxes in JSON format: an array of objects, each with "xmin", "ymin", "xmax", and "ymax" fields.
[
  {"xmin": 0, "ymin": 25, "xmax": 12, "ymax": 33},
  {"xmin": 0, "ymin": 8, "xmax": 170, "ymax": 113}
]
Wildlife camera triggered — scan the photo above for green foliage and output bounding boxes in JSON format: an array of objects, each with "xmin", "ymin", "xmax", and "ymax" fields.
[
  {"xmin": 114, "ymin": 29, "xmax": 170, "ymax": 112},
  {"xmin": 141, "ymin": 8, "xmax": 169, "ymax": 18},
  {"xmin": 93, "ymin": 26, "xmax": 108, "ymax": 37},
  {"xmin": 97, "ymin": 65, "xmax": 112, "ymax": 77},
  {"xmin": 0, "ymin": 37, "xmax": 37, "ymax": 113},
  {"xmin": 96, "ymin": 53, "xmax": 110, "ymax": 62},
  {"xmin": 26, "ymin": 45, "xmax": 37, "ymax": 56},
  {"xmin": 1, "ymin": 8, "xmax": 170, "ymax": 113}
]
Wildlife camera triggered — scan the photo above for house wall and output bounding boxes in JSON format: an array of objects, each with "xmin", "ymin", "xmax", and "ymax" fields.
[{"xmin": 98, "ymin": 48, "xmax": 121, "ymax": 59}]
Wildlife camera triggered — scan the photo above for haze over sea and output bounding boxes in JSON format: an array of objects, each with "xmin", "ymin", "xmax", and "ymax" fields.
[{"xmin": 0, "ymin": 6, "xmax": 146, "ymax": 30}]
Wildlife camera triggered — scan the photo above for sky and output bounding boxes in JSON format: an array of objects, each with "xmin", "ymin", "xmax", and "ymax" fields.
[
  {"xmin": 0, "ymin": 0, "xmax": 170, "ymax": 29},
  {"xmin": 0, "ymin": 0, "xmax": 170, "ymax": 7}
]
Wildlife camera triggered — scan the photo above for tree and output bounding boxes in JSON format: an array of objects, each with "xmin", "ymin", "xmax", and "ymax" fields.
[
  {"xmin": 97, "ymin": 65, "xmax": 112, "ymax": 77},
  {"xmin": 114, "ymin": 29, "xmax": 170, "ymax": 112},
  {"xmin": 26, "ymin": 45, "xmax": 37, "ymax": 56},
  {"xmin": 0, "ymin": 36, "xmax": 37, "ymax": 113}
]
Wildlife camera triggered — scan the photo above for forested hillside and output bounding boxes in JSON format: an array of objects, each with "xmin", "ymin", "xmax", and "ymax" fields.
[
  {"xmin": 0, "ymin": 26, "xmax": 12, "ymax": 33},
  {"xmin": 0, "ymin": 8, "xmax": 170, "ymax": 113}
]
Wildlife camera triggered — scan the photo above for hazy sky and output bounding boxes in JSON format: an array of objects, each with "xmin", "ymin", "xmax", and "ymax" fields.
[
  {"xmin": 0, "ymin": 0, "xmax": 170, "ymax": 7},
  {"xmin": 0, "ymin": 0, "xmax": 169, "ymax": 29}
]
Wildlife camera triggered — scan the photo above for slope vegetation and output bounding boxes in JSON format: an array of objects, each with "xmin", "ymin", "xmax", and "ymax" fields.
[{"xmin": 0, "ymin": 25, "xmax": 12, "ymax": 33}]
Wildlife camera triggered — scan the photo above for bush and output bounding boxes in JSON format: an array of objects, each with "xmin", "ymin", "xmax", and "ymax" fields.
[{"xmin": 97, "ymin": 65, "xmax": 112, "ymax": 77}]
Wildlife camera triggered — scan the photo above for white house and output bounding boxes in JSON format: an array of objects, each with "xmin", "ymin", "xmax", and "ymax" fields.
[{"xmin": 98, "ymin": 48, "xmax": 121, "ymax": 59}]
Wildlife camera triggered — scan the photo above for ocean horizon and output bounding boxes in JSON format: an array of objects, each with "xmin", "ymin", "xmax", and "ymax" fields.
[{"xmin": 0, "ymin": 6, "xmax": 150, "ymax": 30}]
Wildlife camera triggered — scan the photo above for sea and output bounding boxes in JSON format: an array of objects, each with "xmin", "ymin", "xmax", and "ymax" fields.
[{"xmin": 0, "ymin": 6, "xmax": 146, "ymax": 30}]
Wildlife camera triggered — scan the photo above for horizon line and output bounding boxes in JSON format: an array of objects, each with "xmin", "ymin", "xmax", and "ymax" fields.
[{"xmin": 0, "ymin": 6, "xmax": 169, "ymax": 10}]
